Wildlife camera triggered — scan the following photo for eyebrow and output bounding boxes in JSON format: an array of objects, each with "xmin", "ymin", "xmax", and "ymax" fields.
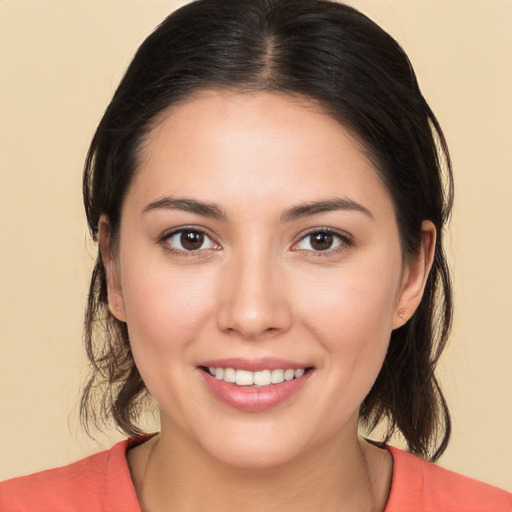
[
  {"xmin": 280, "ymin": 198, "xmax": 373, "ymax": 222},
  {"xmin": 142, "ymin": 196, "xmax": 373, "ymax": 222},
  {"xmin": 142, "ymin": 197, "xmax": 227, "ymax": 220}
]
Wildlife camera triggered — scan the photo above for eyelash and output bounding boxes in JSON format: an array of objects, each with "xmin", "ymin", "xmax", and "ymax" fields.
[
  {"xmin": 159, "ymin": 227, "xmax": 353, "ymax": 257},
  {"xmin": 160, "ymin": 226, "xmax": 220, "ymax": 257},
  {"xmin": 292, "ymin": 228, "xmax": 353, "ymax": 257}
]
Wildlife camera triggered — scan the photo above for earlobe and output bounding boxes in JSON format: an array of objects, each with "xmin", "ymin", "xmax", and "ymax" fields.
[
  {"xmin": 393, "ymin": 220, "xmax": 436, "ymax": 329},
  {"xmin": 98, "ymin": 215, "xmax": 126, "ymax": 322}
]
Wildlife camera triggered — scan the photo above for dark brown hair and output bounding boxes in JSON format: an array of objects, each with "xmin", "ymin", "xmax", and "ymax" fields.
[{"xmin": 81, "ymin": 0, "xmax": 453, "ymax": 461}]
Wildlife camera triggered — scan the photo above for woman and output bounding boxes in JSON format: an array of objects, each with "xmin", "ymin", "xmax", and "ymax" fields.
[{"xmin": 1, "ymin": 0, "xmax": 510, "ymax": 510}]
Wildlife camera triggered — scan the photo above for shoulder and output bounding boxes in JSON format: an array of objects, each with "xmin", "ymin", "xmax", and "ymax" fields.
[
  {"xmin": 385, "ymin": 446, "xmax": 512, "ymax": 512},
  {"xmin": 0, "ymin": 438, "xmax": 141, "ymax": 512}
]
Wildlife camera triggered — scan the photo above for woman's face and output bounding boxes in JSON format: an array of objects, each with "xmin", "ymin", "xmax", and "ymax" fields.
[{"xmin": 106, "ymin": 91, "xmax": 432, "ymax": 468}]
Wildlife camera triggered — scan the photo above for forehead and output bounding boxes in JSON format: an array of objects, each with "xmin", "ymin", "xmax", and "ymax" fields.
[{"xmin": 126, "ymin": 90, "xmax": 394, "ymax": 222}]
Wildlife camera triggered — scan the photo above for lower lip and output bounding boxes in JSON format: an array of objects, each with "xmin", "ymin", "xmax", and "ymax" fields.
[{"xmin": 200, "ymin": 370, "xmax": 312, "ymax": 412}]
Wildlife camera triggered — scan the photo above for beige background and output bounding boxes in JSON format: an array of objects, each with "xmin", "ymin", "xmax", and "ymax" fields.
[{"xmin": 0, "ymin": 0, "xmax": 511, "ymax": 492}]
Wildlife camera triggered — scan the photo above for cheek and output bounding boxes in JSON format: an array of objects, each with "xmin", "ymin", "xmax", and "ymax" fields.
[
  {"xmin": 302, "ymin": 259, "xmax": 399, "ymax": 331},
  {"xmin": 118, "ymin": 252, "xmax": 217, "ymax": 376},
  {"xmin": 118, "ymin": 263, "xmax": 220, "ymax": 422},
  {"xmin": 298, "ymin": 256, "xmax": 401, "ymax": 379},
  {"xmin": 126, "ymin": 275, "xmax": 208, "ymax": 337}
]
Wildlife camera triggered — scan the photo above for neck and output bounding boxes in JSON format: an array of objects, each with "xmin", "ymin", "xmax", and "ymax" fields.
[{"xmin": 129, "ymin": 422, "xmax": 391, "ymax": 512}]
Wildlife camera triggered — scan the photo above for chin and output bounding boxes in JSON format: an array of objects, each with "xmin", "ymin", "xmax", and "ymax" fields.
[
  {"xmin": 206, "ymin": 439, "xmax": 303, "ymax": 470},
  {"xmin": 192, "ymin": 415, "xmax": 343, "ymax": 471}
]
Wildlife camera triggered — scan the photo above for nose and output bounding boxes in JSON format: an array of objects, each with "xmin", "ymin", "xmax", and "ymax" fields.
[{"xmin": 216, "ymin": 250, "xmax": 293, "ymax": 340}]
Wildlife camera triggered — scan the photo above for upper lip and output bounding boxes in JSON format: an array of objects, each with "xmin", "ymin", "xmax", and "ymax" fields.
[{"xmin": 198, "ymin": 357, "xmax": 312, "ymax": 372}]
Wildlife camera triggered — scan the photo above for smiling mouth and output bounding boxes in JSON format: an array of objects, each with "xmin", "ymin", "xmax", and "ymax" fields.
[{"xmin": 201, "ymin": 367, "xmax": 312, "ymax": 387}]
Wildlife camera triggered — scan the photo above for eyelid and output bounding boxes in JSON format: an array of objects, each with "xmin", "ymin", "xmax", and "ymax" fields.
[
  {"xmin": 159, "ymin": 225, "xmax": 221, "ymax": 253},
  {"xmin": 291, "ymin": 227, "xmax": 353, "ymax": 254}
]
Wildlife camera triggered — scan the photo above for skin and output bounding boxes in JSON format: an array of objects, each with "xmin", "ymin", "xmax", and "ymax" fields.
[{"xmin": 101, "ymin": 91, "xmax": 436, "ymax": 512}]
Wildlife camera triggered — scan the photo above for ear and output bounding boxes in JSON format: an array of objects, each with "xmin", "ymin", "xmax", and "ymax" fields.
[
  {"xmin": 98, "ymin": 215, "xmax": 126, "ymax": 322},
  {"xmin": 392, "ymin": 220, "xmax": 436, "ymax": 329}
]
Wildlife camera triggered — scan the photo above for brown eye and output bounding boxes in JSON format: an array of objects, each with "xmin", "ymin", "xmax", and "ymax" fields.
[
  {"xmin": 310, "ymin": 232, "xmax": 334, "ymax": 251},
  {"xmin": 181, "ymin": 231, "xmax": 204, "ymax": 250},
  {"xmin": 294, "ymin": 230, "xmax": 345, "ymax": 253},
  {"xmin": 165, "ymin": 229, "xmax": 217, "ymax": 252}
]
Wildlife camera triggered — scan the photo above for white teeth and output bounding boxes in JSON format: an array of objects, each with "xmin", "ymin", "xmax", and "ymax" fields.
[
  {"xmin": 253, "ymin": 370, "xmax": 271, "ymax": 386},
  {"xmin": 207, "ymin": 367, "xmax": 307, "ymax": 387},
  {"xmin": 284, "ymin": 369, "xmax": 295, "ymax": 381},
  {"xmin": 271, "ymin": 369, "xmax": 284, "ymax": 383},
  {"xmin": 223, "ymin": 367, "xmax": 236, "ymax": 383},
  {"xmin": 235, "ymin": 369, "xmax": 253, "ymax": 386}
]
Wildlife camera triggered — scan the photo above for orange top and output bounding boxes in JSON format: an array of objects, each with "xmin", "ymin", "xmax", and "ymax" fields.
[{"xmin": 1, "ymin": 438, "xmax": 510, "ymax": 512}]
